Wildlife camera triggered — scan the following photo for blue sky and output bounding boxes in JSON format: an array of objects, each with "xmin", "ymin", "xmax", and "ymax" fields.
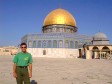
[{"xmin": 0, "ymin": 0, "xmax": 112, "ymax": 46}]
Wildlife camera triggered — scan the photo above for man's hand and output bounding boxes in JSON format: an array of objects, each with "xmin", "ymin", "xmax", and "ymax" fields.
[
  {"xmin": 29, "ymin": 64, "xmax": 32, "ymax": 78},
  {"xmin": 13, "ymin": 63, "xmax": 17, "ymax": 78},
  {"xmin": 13, "ymin": 72, "xmax": 17, "ymax": 78},
  {"xmin": 29, "ymin": 72, "xmax": 32, "ymax": 78}
]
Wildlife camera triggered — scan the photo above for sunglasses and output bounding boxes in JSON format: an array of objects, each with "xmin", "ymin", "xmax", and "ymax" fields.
[{"xmin": 21, "ymin": 47, "xmax": 27, "ymax": 48}]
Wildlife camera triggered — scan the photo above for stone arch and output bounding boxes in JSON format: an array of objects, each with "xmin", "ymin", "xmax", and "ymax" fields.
[
  {"xmin": 65, "ymin": 40, "xmax": 69, "ymax": 48},
  {"xmin": 59, "ymin": 40, "xmax": 63, "ymax": 48},
  {"xmin": 92, "ymin": 46, "xmax": 100, "ymax": 59},
  {"xmin": 101, "ymin": 46, "xmax": 110, "ymax": 59},
  {"xmin": 102, "ymin": 46, "xmax": 110, "ymax": 53},
  {"xmin": 28, "ymin": 40, "xmax": 33, "ymax": 48},
  {"xmin": 33, "ymin": 41, "xmax": 37, "ymax": 48},
  {"xmin": 92, "ymin": 46, "xmax": 99, "ymax": 51},
  {"xmin": 70, "ymin": 41, "xmax": 74, "ymax": 48},
  {"xmin": 53, "ymin": 40, "xmax": 57, "ymax": 48},
  {"xmin": 42, "ymin": 40, "xmax": 47, "ymax": 48},
  {"xmin": 75, "ymin": 41, "xmax": 78, "ymax": 48},
  {"xmin": 47, "ymin": 40, "xmax": 52, "ymax": 48},
  {"xmin": 102, "ymin": 46, "xmax": 110, "ymax": 50},
  {"xmin": 38, "ymin": 40, "xmax": 41, "ymax": 48}
]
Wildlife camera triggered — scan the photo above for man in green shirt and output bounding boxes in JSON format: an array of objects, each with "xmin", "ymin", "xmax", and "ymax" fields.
[{"xmin": 13, "ymin": 43, "xmax": 33, "ymax": 84}]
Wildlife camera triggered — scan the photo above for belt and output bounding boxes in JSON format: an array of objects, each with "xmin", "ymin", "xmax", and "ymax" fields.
[{"xmin": 17, "ymin": 66, "xmax": 28, "ymax": 68}]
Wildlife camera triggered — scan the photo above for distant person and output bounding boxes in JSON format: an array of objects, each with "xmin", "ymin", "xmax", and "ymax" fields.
[{"xmin": 13, "ymin": 43, "xmax": 33, "ymax": 84}]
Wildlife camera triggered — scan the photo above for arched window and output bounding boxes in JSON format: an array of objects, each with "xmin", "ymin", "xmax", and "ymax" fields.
[
  {"xmin": 93, "ymin": 46, "xmax": 99, "ymax": 51},
  {"xmin": 75, "ymin": 41, "xmax": 78, "ymax": 48},
  {"xmin": 28, "ymin": 41, "xmax": 32, "ymax": 48},
  {"xmin": 42, "ymin": 40, "xmax": 46, "ymax": 48},
  {"xmin": 53, "ymin": 40, "xmax": 57, "ymax": 48},
  {"xmin": 65, "ymin": 40, "xmax": 69, "ymax": 48},
  {"xmin": 38, "ymin": 41, "xmax": 41, "ymax": 48},
  {"xmin": 33, "ymin": 41, "xmax": 36, "ymax": 48},
  {"xmin": 102, "ymin": 46, "xmax": 110, "ymax": 53},
  {"xmin": 70, "ymin": 41, "xmax": 74, "ymax": 48},
  {"xmin": 59, "ymin": 40, "xmax": 63, "ymax": 48},
  {"xmin": 47, "ymin": 40, "xmax": 52, "ymax": 48},
  {"xmin": 102, "ymin": 46, "xmax": 110, "ymax": 50}
]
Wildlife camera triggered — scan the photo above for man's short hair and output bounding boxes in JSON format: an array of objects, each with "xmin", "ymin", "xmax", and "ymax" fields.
[{"xmin": 20, "ymin": 42, "xmax": 27, "ymax": 48}]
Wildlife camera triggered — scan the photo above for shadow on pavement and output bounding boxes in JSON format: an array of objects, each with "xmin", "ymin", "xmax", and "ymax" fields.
[{"xmin": 30, "ymin": 80, "xmax": 38, "ymax": 84}]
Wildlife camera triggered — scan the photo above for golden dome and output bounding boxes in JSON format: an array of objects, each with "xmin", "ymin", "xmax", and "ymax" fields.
[{"xmin": 43, "ymin": 8, "xmax": 76, "ymax": 26}]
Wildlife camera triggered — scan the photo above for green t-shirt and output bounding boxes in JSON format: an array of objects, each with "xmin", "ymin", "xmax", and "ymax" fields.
[{"xmin": 13, "ymin": 52, "xmax": 33, "ymax": 66}]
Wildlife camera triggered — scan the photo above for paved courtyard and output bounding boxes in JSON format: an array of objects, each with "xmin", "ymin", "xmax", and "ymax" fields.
[{"xmin": 0, "ymin": 56, "xmax": 112, "ymax": 84}]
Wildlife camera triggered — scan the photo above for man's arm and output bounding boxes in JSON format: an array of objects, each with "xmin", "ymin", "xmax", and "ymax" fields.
[
  {"xmin": 13, "ymin": 63, "xmax": 17, "ymax": 78},
  {"xmin": 29, "ymin": 64, "xmax": 32, "ymax": 78}
]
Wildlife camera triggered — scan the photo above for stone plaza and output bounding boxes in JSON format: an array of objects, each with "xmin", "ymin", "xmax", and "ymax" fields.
[{"xmin": 0, "ymin": 56, "xmax": 112, "ymax": 84}]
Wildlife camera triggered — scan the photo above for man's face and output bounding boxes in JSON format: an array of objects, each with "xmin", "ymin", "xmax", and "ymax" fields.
[{"xmin": 20, "ymin": 45, "xmax": 27, "ymax": 53}]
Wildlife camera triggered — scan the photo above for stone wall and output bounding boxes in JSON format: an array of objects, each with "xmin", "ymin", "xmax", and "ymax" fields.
[
  {"xmin": 27, "ymin": 48, "xmax": 79, "ymax": 58},
  {"xmin": 0, "ymin": 52, "xmax": 11, "ymax": 56},
  {"xmin": 0, "ymin": 48, "xmax": 19, "ymax": 56}
]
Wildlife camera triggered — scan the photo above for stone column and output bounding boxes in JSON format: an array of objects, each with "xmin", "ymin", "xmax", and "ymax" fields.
[
  {"xmin": 86, "ymin": 50, "xmax": 92, "ymax": 59},
  {"xmin": 94, "ymin": 52, "xmax": 98, "ymax": 59}
]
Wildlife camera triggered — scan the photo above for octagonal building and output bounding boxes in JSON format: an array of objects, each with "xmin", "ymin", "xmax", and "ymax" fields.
[{"xmin": 21, "ymin": 8, "xmax": 92, "ymax": 58}]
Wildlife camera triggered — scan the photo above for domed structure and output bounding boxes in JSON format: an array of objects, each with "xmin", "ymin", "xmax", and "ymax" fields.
[
  {"xmin": 92, "ymin": 32, "xmax": 109, "ymax": 45},
  {"xmin": 42, "ymin": 8, "xmax": 77, "ymax": 33},
  {"xmin": 43, "ymin": 8, "xmax": 76, "ymax": 26},
  {"xmin": 21, "ymin": 7, "xmax": 112, "ymax": 59},
  {"xmin": 94, "ymin": 32, "xmax": 108, "ymax": 39}
]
